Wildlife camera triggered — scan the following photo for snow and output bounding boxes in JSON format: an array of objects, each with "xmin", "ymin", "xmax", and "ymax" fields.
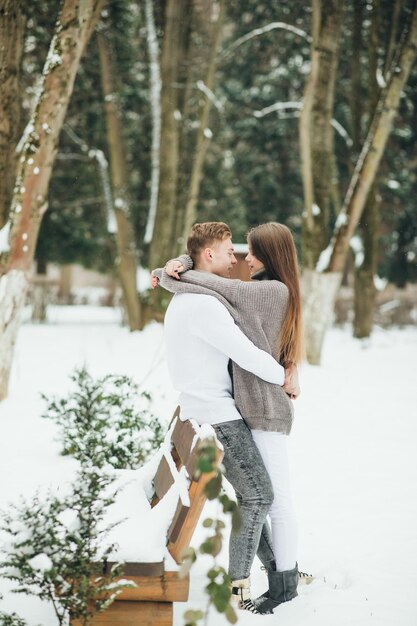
[
  {"xmin": 0, "ymin": 306, "xmax": 416, "ymax": 625},
  {"xmin": 43, "ymin": 50, "xmax": 63, "ymax": 75},
  {"xmin": 315, "ymin": 245, "xmax": 332, "ymax": 272},
  {"xmin": 0, "ymin": 221, "xmax": 10, "ymax": 253},
  {"xmin": 376, "ymin": 67, "xmax": 387, "ymax": 89},
  {"xmin": 253, "ymin": 100, "xmax": 302, "ymax": 118},
  {"xmin": 27, "ymin": 555, "xmax": 53, "ymax": 573},
  {"xmin": 196, "ymin": 81, "xmax": 224, "ymax": 113},
  {"xmin": 137, "ymin": 266, "xmax": 152, "ymax": 293},
  {"xmin": 331, "ymin": 118, "xmax": 353, "ymax": 147},
  {"xmin": 374, "ymin": 275, "xmax": 388, "ymax": 291},
  {"xmin": 15, "ymin": 121, "xmax": 34, "ymax": 154},
  {"xmin": 114, "ymin": 198, "xmax": 126, "ymax": 210},
  {"xmin": 232, "ymin": 243, "xmax": 249, "ymax": 254},
  {"xmin": 335, "ymin": 211, "xmax": 348, "ymax": 229},
  {"xmin": 143, "ymin": 0, "xmax": 162, "ymax": 245},
  {"xmin": 222, "ymin": 22, "xmax": 311, "ymax": 58},
  {"xmin": 103, "ymin": 464, "xmax": 184, "ymax": 563},
  {"xmin": 350, "ymin": 235, "xmax": 365, "ymax": 268}
]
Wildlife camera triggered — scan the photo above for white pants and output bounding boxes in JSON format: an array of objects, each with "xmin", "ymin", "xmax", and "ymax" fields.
[{"xmin": 252, "ymin": 430, "xmax": 298, "ymax": 572}]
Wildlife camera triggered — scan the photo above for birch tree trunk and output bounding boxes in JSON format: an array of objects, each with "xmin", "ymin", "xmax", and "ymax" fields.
[
  {"xmin": 0, "ymin": 0, "xmax": 26, "ymax": 230},
  {"xmin": 299, "ymin": 0, "xmax": 344, "ymax": 269},
  {"xmin": 97, "ymin": 31, "xmax": 141, "ymax": 331},
  {"xmin": 148, "ymin": 0, "xmax": 190, "ymax": 271},
  {"xmin": 303, "ymin": 0, "xmax": 417, "ymax": 363},
  {"xmin": 181, "ymin": 0, "xmax": 225, "ymax": 243},
  {"xmin": 0, "ymin": 0, "xmax": 105, "ymax": 401}
]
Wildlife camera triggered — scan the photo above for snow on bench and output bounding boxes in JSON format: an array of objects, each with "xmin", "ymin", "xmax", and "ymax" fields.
[{"xmin": 80, "ymin": 411, "xmax": 224, "ymax": 626}]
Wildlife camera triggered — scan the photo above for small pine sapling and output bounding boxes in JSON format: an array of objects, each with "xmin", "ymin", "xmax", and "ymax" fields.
[
  {"xmin": 0, "ymin": 466, "xmax": 134, "ymax": 626},
  {"xmin": 42, "ymin": 368, "xmax": 164, "ymax": 469}
]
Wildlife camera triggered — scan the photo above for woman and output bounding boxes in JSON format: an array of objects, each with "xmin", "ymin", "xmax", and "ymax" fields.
[{"xmin": 155, "ymin": 222, "xmax": 304, "ymax": 615}]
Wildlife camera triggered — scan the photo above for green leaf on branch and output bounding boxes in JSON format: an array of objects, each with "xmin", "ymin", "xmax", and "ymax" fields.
[
  {"xmin": 202, "ymin": 518, "xmax": 213, "ymax": 528},
  {"xmin": 225, "ymin": 604, "xmax": 238, "ymax": 624},
  {"xmin": 179, "ymin": 547, "xmax": 197, "ymax": 578},
  {"xmin": 204, "ymin": 472, "xmax": 222, "ymax": 500},
  {"xmin": 184, "ymin": 609, "xmax": 204, "ymax": 626}
]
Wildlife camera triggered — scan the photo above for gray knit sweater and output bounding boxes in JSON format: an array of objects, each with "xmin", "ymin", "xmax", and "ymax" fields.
[{"xmin": 154, "ymin": 258, "xmax": 294, "ymax": 434}]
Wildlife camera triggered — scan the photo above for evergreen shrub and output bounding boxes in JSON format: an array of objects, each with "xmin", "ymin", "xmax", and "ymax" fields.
[
  {"xmin": 0, "ymin": 466, "xmax": 133, "ymax": 626},
  {"xmin": 42, "ymin": 368, "xmax": 164, "ymax": 469}
]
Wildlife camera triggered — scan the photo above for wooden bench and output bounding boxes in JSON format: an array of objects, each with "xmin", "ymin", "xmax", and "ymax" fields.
[{"xmin": 80, "ymin": 410, "xmax": 224, "ymax": 626}]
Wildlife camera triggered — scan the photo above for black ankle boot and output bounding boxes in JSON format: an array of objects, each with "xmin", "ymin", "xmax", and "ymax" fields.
[{"xmin": 255, "ymin": 563, "xmax": 299, "ymax": 615}]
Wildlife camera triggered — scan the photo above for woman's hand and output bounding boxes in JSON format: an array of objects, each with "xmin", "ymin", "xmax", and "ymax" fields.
[
  {"xmin": 165, "ymin": 259, "xmax": 184, "ymax": 280},
  {"xmin": 283, "ymin": 363, "xmax": 301, "ymax": 400},
  {"xmin": 151, "ymin": 273, "xmax": 159, "ymax": 289}
]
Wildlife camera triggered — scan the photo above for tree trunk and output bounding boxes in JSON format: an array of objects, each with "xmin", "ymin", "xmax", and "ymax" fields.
[
  {"xmin": 353, "ymin": 0, "xmax": 380, "ymax": 339},
  {"xmin": 59, "ymin": 264, "xmax": 73, "ymax": 304},
  {"xmin": 148, "ymin": 0, "xmax": 189, "ymax": 272},
  {"xmin": 0, "ymin": 0, "xmax": 26, "ymax": 230},
  {"xmin": 302, "ymin": 269, "xmax": 342, "ymax": 364},
  {"xmin": 0, "ymin": 270, "xmax": 28, "ymax": 399},
  {"xmin": 328, "ymin": 2, "xmax": 417, "ymax": 273},
  {"xmin": 0, "ymin": 0, "xmax": 105, "ymax": 401},
  {"xmin": 97, "ymin": 31, "xmax": 141, "ymax": 331},
  {"xmin": 300, "ymin": 0, "xmax": 344, "ymax": 269},
  {"xmin": 172, "ymin": 0, "xmax": 198, "ymax": 248},
  {"xmin": 303, "ymin": 1, "xmax": 417, "ymax": 363},
  {"xmin": 31, "ymin": 258, "xmax": 48, "ymax": 323},
  {"xmin": 181, "ymin": 0, "xmax": 225, "ymax": 243}
]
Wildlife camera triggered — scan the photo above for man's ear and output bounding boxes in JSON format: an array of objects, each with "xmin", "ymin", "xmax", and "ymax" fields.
[{"xmin": 203, "ymin": 247, "xmax": 213, "ymax": 261}]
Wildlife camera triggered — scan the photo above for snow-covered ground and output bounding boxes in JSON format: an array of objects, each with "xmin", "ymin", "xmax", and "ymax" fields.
[{"xmin": 0, "ymin": 306, "xmax": 416, "ymax": 625}]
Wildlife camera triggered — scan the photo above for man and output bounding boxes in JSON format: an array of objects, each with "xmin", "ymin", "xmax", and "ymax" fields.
[{"xmin": 153, "ymin": 222, "xmax": 297, "ymax": 611}]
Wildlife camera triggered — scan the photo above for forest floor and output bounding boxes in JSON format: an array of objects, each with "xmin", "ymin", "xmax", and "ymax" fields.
[{"xmin": 0, "ymin": 305, "xmax": 416, "ymax": 625}]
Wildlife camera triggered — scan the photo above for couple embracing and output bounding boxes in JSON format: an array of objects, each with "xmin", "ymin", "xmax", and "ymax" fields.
[{"xmin": 153, "ymin": 221, "xmax": 308, "ymax": 616}]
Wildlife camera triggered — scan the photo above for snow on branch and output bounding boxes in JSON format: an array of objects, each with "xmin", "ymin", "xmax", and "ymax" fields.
[
  {"xmin": 63, "ymin": 123, "xmax": 89, "ymax": 151},
  {"xmin": 221, "ymin": 22, "xmax": 311, "ymax": 58},
  {"xmin": 376, "ymin": 67, "xmax": 387, "ymax": 89},
  {"xmin": 63, "ymin": 124, "xmax": 115, "ymax": 233},
  {"xmin": 196, "ymin": 80, "xmax": 224, "ymax": 112},
  {"xmin": 0, "ymin": 222, "xmax": 11, "ymax": 254},
  {"xmin": 331, "ymin": 119, "xmax": 353, "ymax": 147},
  {"xmin": 253, "ymin": 100, "xmax": 302, "ymax": 118},
  {"xmin": 144, "ymin": 0, "xmax": 162, "ymax": 245},
  {"xmin": 253, "ymin": 101, "xmax": 353, "ymax": 147},
  {"xmin": 350, "ymin": 235, "xmax": 364, "ymax": 268}
]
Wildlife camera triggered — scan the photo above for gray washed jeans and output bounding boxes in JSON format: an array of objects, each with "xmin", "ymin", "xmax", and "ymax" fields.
[{"xmin": 213, "ymin": 419, "xmax": 276, "ymax": 581}]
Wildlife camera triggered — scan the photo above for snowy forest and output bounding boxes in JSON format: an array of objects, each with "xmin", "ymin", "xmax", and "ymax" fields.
[{"xmin": 0, "ymin": 1, "xmax": 416, "ymax": 625}]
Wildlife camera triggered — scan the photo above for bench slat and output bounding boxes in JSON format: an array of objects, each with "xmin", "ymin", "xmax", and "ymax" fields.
[
  {"xmin": 104, "ymin": 561, "xmax": 164, "ymax": 577},
  {"xmin": 168, "ymin": 446, "xmax": 223, "ymax": 563},
  {"xmin": 171, "ymin": 417, "xmax": 198, "ymax": 469},
  {"xmin": 80, "ymin": 600, "xmax": 172, "ymax": 625},
  {"xmin": 167, "ymin": 498, "xmax": 190, "ymax": 543},
  {"xmin": 114, "ymin": 571, "xmax": 189, "ymax": 602},
  {"xmin": 152, "ymin": 456, "xmax": 175, "ymax": 504}
]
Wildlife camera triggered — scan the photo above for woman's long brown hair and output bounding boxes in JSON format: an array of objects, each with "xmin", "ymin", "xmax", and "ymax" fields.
[{"xmin": 247, "ymin": 222, "xmax": 303, "ymax": 366}]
